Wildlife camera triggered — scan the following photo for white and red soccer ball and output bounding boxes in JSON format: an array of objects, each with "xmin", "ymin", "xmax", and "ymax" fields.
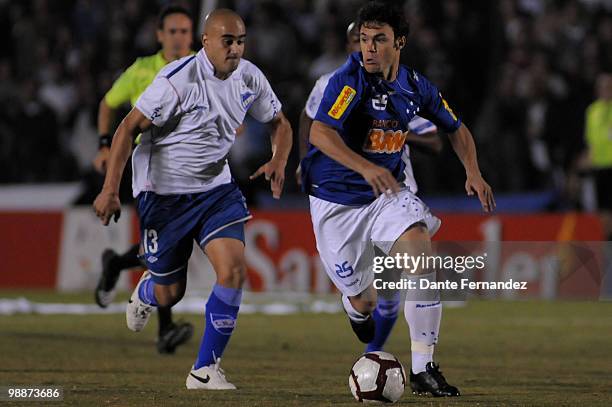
[{"xmin": 349, "ymin": 351, "xmax": 406, "ymax": 403}]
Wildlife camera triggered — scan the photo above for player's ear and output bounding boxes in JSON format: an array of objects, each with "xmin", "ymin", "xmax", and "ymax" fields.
[
  {"xmin": 156, "ymin": 29, "xmax": 164, "ymax": 44},
  {"xmin": 395, "ymin": 35, "xmax": 406, "ymax": 50},
  {"xmin": 201, "ymin": 33, "xmax": 207, "ymax": 48}
]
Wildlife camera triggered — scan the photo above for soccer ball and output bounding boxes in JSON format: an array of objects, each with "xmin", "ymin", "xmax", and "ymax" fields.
[{"xmin": 349, "ymin": 351, "xmax": 406, "ymax": 403}]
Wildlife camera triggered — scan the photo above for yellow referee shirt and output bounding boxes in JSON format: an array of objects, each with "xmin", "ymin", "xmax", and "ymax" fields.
[
  {"xmin": 585, "ymin": 100, "xmax": 612, "ymax": 168},
  {"xmin": 104, "ymin": 50, "xmax": 194, "ymax": 108}
]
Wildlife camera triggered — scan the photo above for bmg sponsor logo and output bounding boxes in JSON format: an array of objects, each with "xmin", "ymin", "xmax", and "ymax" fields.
[{"xmin": 363, "ymin": 128, "xmax": 406, "ymax": 154}]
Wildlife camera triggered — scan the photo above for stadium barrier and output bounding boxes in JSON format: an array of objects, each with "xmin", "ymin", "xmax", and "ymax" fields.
[{"xmin": 0, "ymin": 209, "xmax": 606, "ymax": 299}]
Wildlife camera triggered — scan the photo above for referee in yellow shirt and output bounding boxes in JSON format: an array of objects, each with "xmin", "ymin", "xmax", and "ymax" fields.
[
  {"xmin": 93, "ymin": 5, "xmax": 195, "ymax": 354},
  {"xmin": 585, "ymin": 73, "xmax": 612, "ymax": 242}
]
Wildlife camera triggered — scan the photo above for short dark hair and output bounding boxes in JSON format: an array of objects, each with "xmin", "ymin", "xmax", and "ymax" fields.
[
  {"xmin": 357, "ymin": 1, "xmax": 410, "ymax": 39},
  {"xmin": 158, "ymin": 5, "xmax": 192, "ymax": 29}
]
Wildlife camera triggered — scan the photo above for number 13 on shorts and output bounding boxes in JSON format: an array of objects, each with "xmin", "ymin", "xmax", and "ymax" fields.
[{"xmin": 143, "ymin": 228, "xmax": 159, "ymax": 254}]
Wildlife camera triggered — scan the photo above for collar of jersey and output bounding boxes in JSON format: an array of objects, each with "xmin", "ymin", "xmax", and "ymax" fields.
[{"xmin": 197, "ymin": 49, "xmax": 237, "ymax": 81}]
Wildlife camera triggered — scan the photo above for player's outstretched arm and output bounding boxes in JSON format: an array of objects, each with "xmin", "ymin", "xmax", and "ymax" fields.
[
  {"xmin": 448, "ymin": 123, "xmax": 496, "ymax": 212},
  {"xmin": 249, "ymin": 111, "xmax": 292, "ymax": 199},
  {"xmin": 310, "ymin": 120, "xmax": 400, "ymax": 197},
  {"xmin": 93, "ymin": 108, "xmax": 152, "ymax": 225}
]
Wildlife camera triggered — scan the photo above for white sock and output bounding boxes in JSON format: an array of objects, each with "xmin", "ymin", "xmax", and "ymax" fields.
[
  {"xmin": 342, "ymin": 294, "xmax": 368, "ymax": 322},
  {"xmin": 404, "ymin": 272, "xmax": 441, "ymax": 373},
  {"xmin": 411, "ymin": 349, "xmax": 433, "ymax": 374}
]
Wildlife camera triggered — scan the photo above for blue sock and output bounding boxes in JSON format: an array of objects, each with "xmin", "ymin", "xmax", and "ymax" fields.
[
  {"xmin": 194, "ymin": 284, "xmax": 242, "ymax": 369},
  {"xmin": 138, "ymin": 277, "xmax": 158, "ymax": 306},
  {"xmin": 365, "ymin": 296, "xmax": 400, "ymax": 353}
]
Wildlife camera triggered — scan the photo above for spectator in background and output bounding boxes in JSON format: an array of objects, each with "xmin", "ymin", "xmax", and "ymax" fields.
[{"xmin": 15, "ymin": 79, "xmax": 77, "ymax": 182}]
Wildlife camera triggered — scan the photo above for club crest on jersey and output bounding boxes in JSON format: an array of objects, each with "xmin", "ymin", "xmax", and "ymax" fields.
[
  {"xmin": 241, "ymin": 91, "xmax": 256, "ymax": 109},
  {"xmin": 363, "ymin": 128, "xmax": 406, "ymax": 154},
  {"xmin": 210, "ymin": 313, "xmax": 236, "ymax": 335},
  {"xmin": 372, "ymin": 94, "xmax": 388, "ymax": 111},
  {"xmin": 328, "ymin": 85, "xmax": 356, "ymax": 119}
]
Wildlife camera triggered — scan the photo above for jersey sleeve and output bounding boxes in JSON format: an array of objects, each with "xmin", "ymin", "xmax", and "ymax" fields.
[
  {"xmin": 313, "ymin": 69, "xmax": 360, "ymax": 130},
  {"xmin": 247, "ymin": 65, "xmax": 282, "ymax": 123},
  {"xmin": 304, "ymin": 75, "xmax": 329, "ymax": 120},
  {"xmin": 417, "ymin": 73, "xmax": 461, "ymax": 133},
  {"xmin": 104, "ymin": 63, "xmax": 138, "ymax": 108},
  {"xmin": 408, "ymin": 115, "xmax": 437, "ymax": 135},
  {"xmin": 134, "ymin": 76, "xmax": 180, "ymax": 128}
]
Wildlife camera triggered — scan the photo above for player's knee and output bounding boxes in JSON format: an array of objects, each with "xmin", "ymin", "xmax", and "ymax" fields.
[{"xmin": 216, "ymin": 262, "xmax": 246, "ymax": 289}]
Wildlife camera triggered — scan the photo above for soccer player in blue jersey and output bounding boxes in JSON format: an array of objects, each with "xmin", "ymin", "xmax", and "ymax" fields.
[
  {"xmin": 301, "ymin": 2, "xmax": 495, "ymax": 397},
  {"xmin": 93, "ymin": 9, "xmax": 292, "ymax": 390},
  {"xmin": 299, "ymin": 22, "xmax": 443, "ymax": 358}
]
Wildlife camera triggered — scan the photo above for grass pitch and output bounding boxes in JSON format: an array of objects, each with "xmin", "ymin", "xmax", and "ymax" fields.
[{"xmin": 1, "ymin": 296, "xmax": 611, "ymax": 406}]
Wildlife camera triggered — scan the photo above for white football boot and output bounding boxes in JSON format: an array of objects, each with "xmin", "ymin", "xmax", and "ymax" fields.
[
  {"xmin": 126, "ymin": 271, "xmax": 154, "ymax": 332},
  {"xmin": 186, "ymin": 358, "xmax": 237, "ymax": 390}
]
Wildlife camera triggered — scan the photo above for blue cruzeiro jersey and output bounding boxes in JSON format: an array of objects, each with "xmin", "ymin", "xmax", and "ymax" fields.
[{"xmin": 301, "ymin": 52, "xmax": 461, "ymax": 206}]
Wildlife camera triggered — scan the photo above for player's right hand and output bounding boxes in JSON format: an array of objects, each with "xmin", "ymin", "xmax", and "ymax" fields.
[
  {"xmin": 93, "ymin": 147, "xmax": 110, "ymax": 174},
  {"xmin": 360, "ymin": 163, "xmax": 401, "ymax": 197},
  {"xmin": 250, "ymin": 157, "xmax": 287, "ymax": 199},
  {"xmin": 93, "ymin": 189, "xmax": 121, "ymax": 226}
]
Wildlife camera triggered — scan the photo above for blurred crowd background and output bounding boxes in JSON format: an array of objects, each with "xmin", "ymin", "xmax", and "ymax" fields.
[{"xmin": 1, "ymin": 0, "xmax": 611, "ymax": 210}]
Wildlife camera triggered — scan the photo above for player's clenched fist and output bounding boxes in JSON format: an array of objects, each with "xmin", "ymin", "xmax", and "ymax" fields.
[
  {"xmin": 93, "ymin": 190, "xmax": 122, "ymax": 225},
  {"xmin": 360, "ymin": 162, "xmax": 401, "ymax": 197}
]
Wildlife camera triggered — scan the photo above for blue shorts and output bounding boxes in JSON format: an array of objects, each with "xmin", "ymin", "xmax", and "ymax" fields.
[{"xmin": 136, "ymin": 182, "xmax": 251, "ymax": 285}]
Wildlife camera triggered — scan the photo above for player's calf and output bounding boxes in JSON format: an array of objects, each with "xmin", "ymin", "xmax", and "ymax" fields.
[
  {"xmin": 365, "ymin": 293, "xmax": 401, "ymax": 352},
  {"xmin": 153, "ymin": 280, "xmax": 187, "ymax": 307},
  {"xmin": 194, "ymin": 238, "xmax": 246, "ymax": 373},
  {"xmin": 342, "ymin": 293, "xmax": 377, "ymax": 344}
]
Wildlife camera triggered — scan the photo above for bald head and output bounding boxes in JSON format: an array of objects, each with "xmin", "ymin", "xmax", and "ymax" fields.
[
  {"xmin": 204, "ymin": 9, "xmax": 244, "ymax": 35},
  {"xmin": 202, "ymin": 9, "xmax": 246, "ymax": 79}
]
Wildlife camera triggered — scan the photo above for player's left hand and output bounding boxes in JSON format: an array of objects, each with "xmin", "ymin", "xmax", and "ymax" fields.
[
  {"xmin": 93, "ymin": 189, "xmax": 122, "ymax": 225},
  {"xmin": 465, "ymin": 173, "xmax": 496, "ymax": 213},
  {"xmin": 250, "ymin": 157, "xmax": 287, "ymax": 199}
]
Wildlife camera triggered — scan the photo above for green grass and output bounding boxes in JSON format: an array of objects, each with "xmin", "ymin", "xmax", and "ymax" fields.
[{"xmin": 1, "ymin": 298, "xmax": 611, "ymax": 406}]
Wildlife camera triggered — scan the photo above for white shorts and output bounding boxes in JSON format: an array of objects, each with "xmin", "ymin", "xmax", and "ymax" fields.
[{"xmin": 309, "ymin": 188, "xmax": 440, "ymax": 297}]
